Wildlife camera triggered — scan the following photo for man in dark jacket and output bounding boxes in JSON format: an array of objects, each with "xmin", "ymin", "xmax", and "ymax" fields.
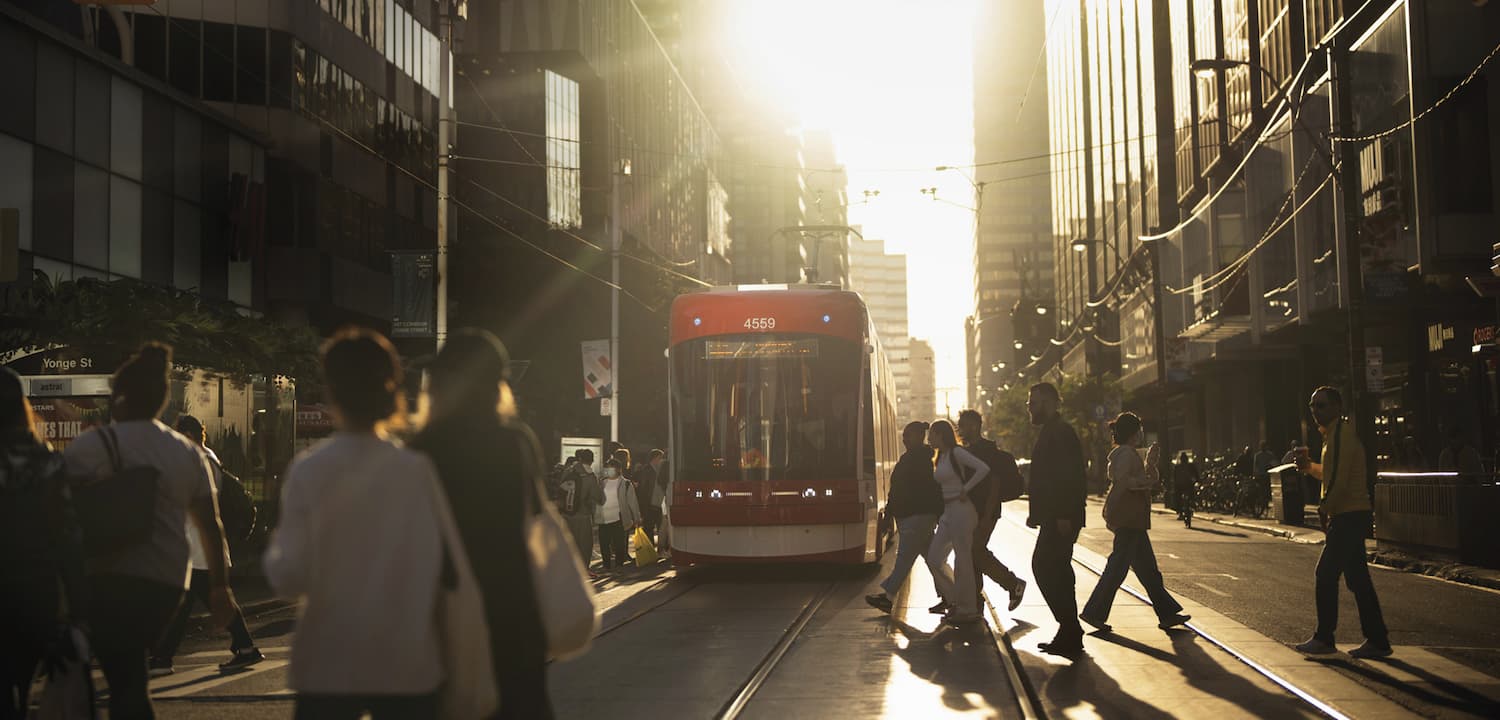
[
  {"xmin": 557, "ymin": 449, "xmax": 603, "ymax": 575},
  {"xmin": 1026, "ymin": 382, "xmax": 1087, "ymax": 657},
  {"xmin": 411, "ymin": 329, "xmax": 553, "ymax": 719},
  {"xmin": 866, "ymin": 422, "xmax": 944, "ymax": 613},
  {"xmin": 957, "ymin": 409, "xmax": 1028, "ymax": 614},
  {"xmin": 635, "ymin": 449, "xmax": 665, "ymax": 542}
]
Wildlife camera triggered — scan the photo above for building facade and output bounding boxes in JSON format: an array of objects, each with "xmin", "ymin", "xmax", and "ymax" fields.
[
  {"xmin": 848, "ymin": 235, "xmax": 911, "ymax": 419},
  {"xmin": 457, "ymin": 0, "xmax": 727, "ymax": 452},
  {"xmin": 909, "ymin": 338, "xmax": 937, "ymax": 424},
  {"xmin": 972, "ymin": 0, "xmax": 1056, "ymax": 403},
  {"xmin": 1037, "ymin": 0, "xmax": 1500, "ymax": 469}
]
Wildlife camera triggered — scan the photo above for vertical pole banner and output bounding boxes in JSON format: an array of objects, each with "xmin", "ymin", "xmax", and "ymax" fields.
[
  {"xmin": 391, "ymin": 251, "xmax": 436, "ymax": 338},
  {"xmin": 581, "ymin": 339, "xmax": 612, "ymax": 400}
]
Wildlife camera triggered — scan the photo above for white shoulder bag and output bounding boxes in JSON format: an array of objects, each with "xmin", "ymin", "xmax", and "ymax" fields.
[
  {"xmin": 525, "ymin": 473, "xmax": 598, "ymax": 660},
  {"xmin": 425, "ymin": 474, "xmax": 500, "ymax": 719}
]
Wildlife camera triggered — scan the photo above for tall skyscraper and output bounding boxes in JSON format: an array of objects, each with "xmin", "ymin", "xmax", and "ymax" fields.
[{"xmin": 908, "ymin": 338, "xmax": 937, "ymax": 423}]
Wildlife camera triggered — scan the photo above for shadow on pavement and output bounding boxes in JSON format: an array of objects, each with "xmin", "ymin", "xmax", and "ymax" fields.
[
  {"xmin": 886, "ymin": 617, "xmax": 1017, "ymax": 716},
  {"xmin": 1184, "ymin": 526, "xmax": 1250, "ymax": 539},
  {"xmin": 1324, "ymin": 657, "xmax": 1500, "ymax": 716}
]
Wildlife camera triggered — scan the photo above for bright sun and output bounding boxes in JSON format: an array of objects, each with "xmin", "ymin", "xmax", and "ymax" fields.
[{"xmin": 716, "ymin": 0, "xmax": 983, "ymax": 404}]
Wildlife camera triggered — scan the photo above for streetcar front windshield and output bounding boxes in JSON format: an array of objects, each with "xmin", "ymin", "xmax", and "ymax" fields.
[{"xmin": 671, "ymin": 335, "xmax": 860, "ymax": 482}]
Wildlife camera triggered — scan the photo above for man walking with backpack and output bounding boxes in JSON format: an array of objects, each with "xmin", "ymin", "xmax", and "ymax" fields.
[
  {"xmin": 150, "ymin": 415, "xmax": 263, "ymax": 676},
  {"xmin": 558, "ymin": 449, "xmax": 603, "ymax": 577},
  {"xmin": 957, "ymin": 409, "xmax": 1027, "ymax": 614}
]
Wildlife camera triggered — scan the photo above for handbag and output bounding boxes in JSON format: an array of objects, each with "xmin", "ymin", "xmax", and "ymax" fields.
[
  {"xmin": 423, "ymin": 475, "xmax": 500, "ymax": 719},
  {"xmin": 525, "ymin": 473, "xmax": 598, "ymax": 661},
  {"xmin": 73, "ymin": 427, "xmax": 158, "ymax": 558}
]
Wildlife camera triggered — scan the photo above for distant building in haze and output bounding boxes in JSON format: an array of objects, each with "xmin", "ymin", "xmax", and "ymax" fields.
[
  {"xmin": 848, "ymin": 235, "xmax": 911, "ymax": 418},
  {"xmin": 908, "ymin": 339, "xmax": 937, "ymax": 424}
]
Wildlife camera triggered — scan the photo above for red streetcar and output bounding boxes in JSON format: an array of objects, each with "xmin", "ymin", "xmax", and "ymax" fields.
[{"xmin": 665, "ymin": 284, "xmax": 901, "ymax": 565}]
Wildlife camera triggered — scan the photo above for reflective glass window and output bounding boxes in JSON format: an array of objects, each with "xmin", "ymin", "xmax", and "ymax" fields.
[
  {"xmin": 74, "ymin": 63, "xmax": 110, "ymax": 168},
  {"xmin": 35, "ymin": 42, "xmax": 74, "ymax": 154},
  {"xmin": 109, "ymin": 177, "xmax": 142, "ymax": 278},
  {"xmin": 73, "ymin": 163, "xmax": 109, "ymax": 272},
  {"xmin": 110, "ymin": 77, "xmax": 143, "ymax": 180},
  {"xmin": 173, "ymin": 200, "xmax": 201, "ymax": 291},
  {"xmin": 0, "ymin": 134, "xmax": 34, "ymax": 250}
]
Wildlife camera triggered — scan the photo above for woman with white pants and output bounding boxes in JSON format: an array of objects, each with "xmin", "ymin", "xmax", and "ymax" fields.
[{"xmin": 925, "ymin": 420, "xmax": 990, "ymax": 624}]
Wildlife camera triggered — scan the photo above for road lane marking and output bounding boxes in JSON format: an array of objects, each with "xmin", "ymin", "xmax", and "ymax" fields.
[
  {"xmin": 1192, "ymin": 581, "xmax": 1231, "ymax": 597},
  {"xmin": 151, "ymin": 659, "xmax": 290, "ymax": 699}
]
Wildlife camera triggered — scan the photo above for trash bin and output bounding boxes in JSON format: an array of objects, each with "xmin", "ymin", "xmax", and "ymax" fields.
[{"xmin": 1274, "ymin": 467, "xmax": 1303, "ymax": 526}]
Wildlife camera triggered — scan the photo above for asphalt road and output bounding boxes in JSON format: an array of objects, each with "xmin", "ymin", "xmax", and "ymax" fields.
[{"xmin": 1045, "ymin": 499, "xmax": 1500, "ymax": 719}]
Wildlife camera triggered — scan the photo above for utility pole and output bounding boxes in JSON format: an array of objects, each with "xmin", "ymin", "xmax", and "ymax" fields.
[
  {"xmin": 610, "ymin": 161, "xmax": 627, "ymax": 444},
  {"xmin": 1329, "ymin": 43, "xmax": 1374, "ymax": 486},
  {"xmin": 435, "ymin": 2, "xmax": 452, "ymax": 350}
]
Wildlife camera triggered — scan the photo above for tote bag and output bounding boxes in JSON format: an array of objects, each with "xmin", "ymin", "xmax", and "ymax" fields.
[
  {"xmin": 424, "ymin": 475, "xmax": 500, "ymax": 719},
  {"xmin": 525, "ymin": 474, "xmax": 598, "ymax": 661}
]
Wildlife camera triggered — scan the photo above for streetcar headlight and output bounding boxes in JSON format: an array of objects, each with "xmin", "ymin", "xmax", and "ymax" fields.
[
  {"xmin": 803, "ymin": 488, "xmax": 817, "ymax": 499},
  {"xmin": 693, "ymin": 316, "xmax": 702, "ymax": 326},
  {"xmin": 822, "ymin": 314, "xmax": 831, "ymax": 324},
  {"xmin": 710, "ymin": 489, "xmax": 723, "ymax": 500}
]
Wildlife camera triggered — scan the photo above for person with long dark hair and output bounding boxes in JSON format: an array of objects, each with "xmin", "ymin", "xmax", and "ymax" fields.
[
  {"xmin": 1079, "ymin": 413, "xmax": 1190, "ymax": 634},
  {"xmin": 924, "ymin": 419, "xmax": 989, "ymax": 625},
  {"xmin": 1, "ymin": 368, "xmax": 88, "ymax": 720},
  {"xmin": 264, "ymin": 328, "xmax": 446, "ymax": 718},
  {"xmin": 63, "ymin": 343, "xmax": 237, "ymax": 719},
  {"xmin": 412, "ymin": 328, "xmax": 554, "ymax": 719}
]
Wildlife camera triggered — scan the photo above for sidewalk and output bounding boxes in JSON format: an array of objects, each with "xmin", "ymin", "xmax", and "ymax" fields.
[{"xmin": 1103, "ymin": 497, "xmax": 1500, "ymax": 592}]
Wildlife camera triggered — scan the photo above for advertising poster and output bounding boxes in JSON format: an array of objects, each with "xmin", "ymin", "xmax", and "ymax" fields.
[
  {"xmin": 29, "ymin": 397, "xmax": 111, "ymax": 451},
  {"xmin": 391, "ymin": 251, "xmax": 437, "ymax": 338},
  {"xmin": 581, "ymin": 339, "xmax": 612, "ymax": 399}
]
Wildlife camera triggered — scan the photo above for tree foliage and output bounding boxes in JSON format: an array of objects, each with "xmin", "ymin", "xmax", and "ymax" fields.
[
  {"xmin": 1, "ymin": 271, "xmax": 321, "ymax": 383},
  {"xmin": 985, "ymin": 371, "xmax": 1125, "ymax": 489}
]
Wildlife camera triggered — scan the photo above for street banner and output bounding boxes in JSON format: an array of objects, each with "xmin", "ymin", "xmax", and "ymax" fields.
[
  {"xmin": 391, "ymin": 251, "xmax": 436, "ymax": 338},
  {"xmin": 582, "ymin": 339, "xmax": 612, "ymax": 399}
]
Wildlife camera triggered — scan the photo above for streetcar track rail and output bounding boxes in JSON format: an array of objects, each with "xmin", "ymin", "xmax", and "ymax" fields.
[
  {"xmin": 715, "ymin": 580, "xmax": 838, "ymax": 720},
  {"xmin": 1004, "ymin": 517, "xmax": 1351, "ymax": 720},
  {"xmin": 982, "ymin": 593, "xmax": 1045, "ymax": 720}
]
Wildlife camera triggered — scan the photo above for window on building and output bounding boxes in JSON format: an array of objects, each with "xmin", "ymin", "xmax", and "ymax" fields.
[
  {"xmin": 109, "ymin": 177, "xmax": 142, "ymax": 278},
  {"xmin": 545, "ymin": 70, "xmax": 581, "ymax": 229},
  {"xmin": 237, "ymin": 26, "xmax": 267, "ymax": 105},
  {"xmin": 74, "ymin": 63, "xmax": 110, "ymax": 169},
  {"xmin": 73, "ymin": 163, "xmax": 109, "ymax": 272}
]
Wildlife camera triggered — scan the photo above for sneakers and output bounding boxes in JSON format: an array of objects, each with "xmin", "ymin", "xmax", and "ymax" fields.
[
  {"xmin": 1078, "ymin": 613, "xmax": 1112, "ymax": 634},
  {"xmin": 865, "ymin": 593, "xmax": 893, "ymax": 614},
  {"xmin": 147, "ymin": 660, "xmax": 174, "ymax": 678},
  {"xmin": 1158, "ymin": 613, "xmax": 1192, "ymax": 630},
  {"xmin": 218, "ymin": 648, "xmax": 265, "ymax": 673},
  {"xmin": 1039, "ymin": 637, "xmax": 1084, "ymax": 658},
  {"xmin": 929, "ymin": 600, "xmax": 951, "ymax": 615},
  {"xmin": 1349, "ymin": 640, "xmax": 1393, "ymax": 659},
  {"xmin": 1294, "ymin": 638, "xmax": 1339, "ymax": 655},
  {"xmin": 1007, "ymin": 579, "xmax": 1027, "ymax": 612}
]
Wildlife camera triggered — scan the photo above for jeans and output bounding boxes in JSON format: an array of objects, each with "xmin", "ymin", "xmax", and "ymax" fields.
[
  {"xmin": 89, "ymin": 574, "xmax": 184, "ymax": 719},
  {"xmin": 564, "ymin": 512, "xmax": 594, "ymax": 568},
  {"xmin": 153, "ymin": 569, "xmax": 255, "ymax": 662},
  {"xmin": 972, "ymin": 511, "xmax": 1023, "ymax": 608},
  {"xmin": 1032, "ymin": 522, "xmax": 1083, "ymax": 639},
  {"xmin": 926, "ymin": 499, "xmax": 979, "ymax": 616},
  {"xmin": 879, "ymin": 513, "xmax": 938, "ymax": 598},
  {"xmin": 294, "ymin": 692, "xmax": 437, "ymax": 719},
  {"xmin": 1314, "ymin": 511, "xmax": 1387, "ymax": 645},
  {"xmin": 1082, "ymin": 528, "xmax": 1183, "ymax": 623},
  {"xmin": 597, "ymin": 521, "xmax": 630, "ymax": 569}
]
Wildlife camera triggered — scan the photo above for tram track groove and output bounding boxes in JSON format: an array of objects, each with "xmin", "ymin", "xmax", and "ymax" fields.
[
  {"xmin": 714, "ymin": 580, "xmax": 839, "ymax": 720},
  {"xmin": 982, "ymin": 593, "xmax": 1046, "ymax": 720}
]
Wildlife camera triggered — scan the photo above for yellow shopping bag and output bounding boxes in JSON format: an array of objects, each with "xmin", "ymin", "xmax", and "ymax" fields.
[{"xmin": 633, "ymin": 527, "xmax": 658, "ymax": 567}]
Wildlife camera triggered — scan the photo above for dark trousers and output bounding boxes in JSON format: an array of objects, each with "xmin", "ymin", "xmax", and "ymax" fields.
[
  {"xmin": 1, "ymin": 579, "xmax": 59, "ymax": 720},
  {"xmin": 294, "ymin": 692, "xmax": 437, "ymax": 720},
  {"xmin": 1314, "ymin": 511, "xmax": 1387, "ymax": 645},
  {"xmin": 598, "ymin": 521, "xmax": 629, "ymax": 568},
  {"xmin": 1031, "ymin": 522, "xmax": 1083, "ymax": 639},
  {"xmin": 496, "ymin": 662, "xmax": 553, "ymax": 720},
  {"xmin": 642, "ymin": 506, "xmax": 663, "ymax": 541},
  {"xmin": 153, "ymin": 569, "xmax": 254, "ymax": 662},
  {"xmin": 1082, "ymin": 528, "xmax": 1183, "ymax": 622},
  {"xmin": 972, "ymin": 511, "xmax": 1023, "ymax": 607},
  {"xmin": 89, "ymin": 574, "xmax": 183, "ymax": 719}
]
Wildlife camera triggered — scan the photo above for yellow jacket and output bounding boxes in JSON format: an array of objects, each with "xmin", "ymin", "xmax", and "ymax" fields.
[{"xmin": 1312, "ymin": 418, "xmax": 1370, "ymax": 516}]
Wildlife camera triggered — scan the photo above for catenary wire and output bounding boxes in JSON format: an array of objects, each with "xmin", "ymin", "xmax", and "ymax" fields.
[{"xmin": 1328, "ymin": 36, "xmax": 1500, "ymax": 144}]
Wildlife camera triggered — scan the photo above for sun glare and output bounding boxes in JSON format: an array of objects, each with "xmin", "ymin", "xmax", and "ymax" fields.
[{"xmin": 718, "ymin": 0, "xmax": 981, "ymax": 401}]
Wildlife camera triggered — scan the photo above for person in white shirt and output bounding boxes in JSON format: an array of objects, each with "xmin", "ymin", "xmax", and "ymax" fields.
[
  {"xmin": 62, "ymin": 343, "xmax": 237, "ymax": 720},
  {"xmin": 924, "ymin": 420, "xmax": 989, "ymax": 624},
  {"xmin": 148, "ymin": 414, "xmax": 263, "ymax": 677},
  {"xmin": 263, "ymin": 329, "xmax": 444, "ymax": 719},
  {"xmin": 595, "ymin": 458, "xmax": 641, "ymax": 572}
]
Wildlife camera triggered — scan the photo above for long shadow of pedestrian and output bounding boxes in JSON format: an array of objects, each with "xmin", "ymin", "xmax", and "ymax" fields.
[
  {"xmin": 1321, "ymin": 657, "xmax": 1500, "ymax": 716},
  {"xmin": 885, "ymin": 617, "xmax": 1018, "ymax": 716},
  {"xmin": 1185, "ymin": 526, "xmax": 1249, "ymax": 538},
  {"xmin": 1164, "ymin": 631, "xmax": 1319, "ymax": 717},
  {"xmin": 1034, "ymin": 649, "xmax": 1175, "ymax": 720}
]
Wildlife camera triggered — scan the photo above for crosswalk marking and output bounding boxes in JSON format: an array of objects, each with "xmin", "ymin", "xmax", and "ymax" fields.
[{"xmin": 152, "ymin": 659, "xmax": 290, "ymax": 699}]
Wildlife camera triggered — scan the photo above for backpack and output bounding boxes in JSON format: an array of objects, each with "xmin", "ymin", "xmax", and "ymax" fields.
[
  {"xmin": 212, "ymin": 461, "xmax": 257, "ymax": 547},
  {"xmin": 558, "ymin": 476, "xmax": 578, "ymax": 515},
  {"xmin": 992, "ymin": 450, "xmax": 1025, "ymax": 503},
  {"xmin": 74, "ymin": 427, "xmax": 159, "ymax": 558}
]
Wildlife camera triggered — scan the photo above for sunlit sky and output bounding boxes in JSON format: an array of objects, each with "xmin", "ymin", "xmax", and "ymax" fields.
[{"xmin": 720, "ymin": 0, "xmax": 982, "ymax": 405}]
